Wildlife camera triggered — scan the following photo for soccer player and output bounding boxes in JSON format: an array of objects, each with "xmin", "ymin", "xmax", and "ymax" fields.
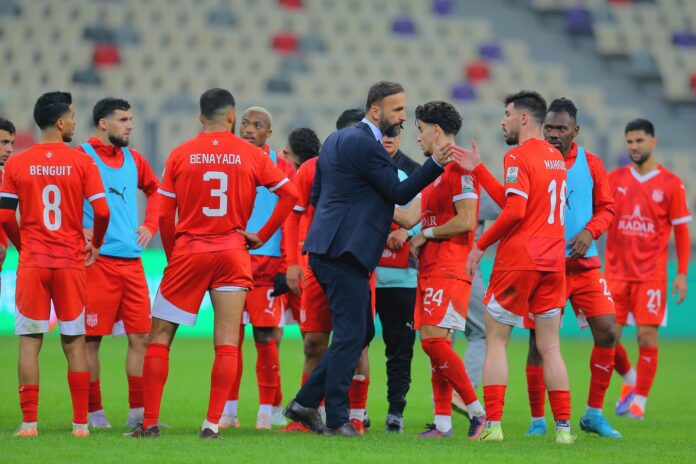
[
  {"xmin": 0, "ymin": 91, "xmax": 110, "ymax": 437},
  {"xmin": 524, "ymin": 98, "xmax": 620, "ymax": 438},
  {"xmin": 129, "ymin": 88, "xmax": 297, "ymax": 439},
  {"xmin": 335, "ymin": 108, "xmax": 366, "ymax": 131},
  {"xmin": 607, "ymin": 119, "xmax": 691, "ymax": 420},
  {"xmin": 77, "ymin": 98, "xmax": 160, "ymax": 429},
  {"xmin": 451, "ymin": 91, "xmax": 574, "ymax": 444},
  {"xmin": 393, "ymin": 101, "xmax": 486, "ymax": 439},
  {"xmin": 219, "ymin": 106, "xmax": 296, "ymax": 430},
  {"xmin": 0, "ymin": 117, "xmax": 20, "ymax": 284},
  {"xmin": 282, "ymin": 123, "xmax": 373, "ymax": 435}
]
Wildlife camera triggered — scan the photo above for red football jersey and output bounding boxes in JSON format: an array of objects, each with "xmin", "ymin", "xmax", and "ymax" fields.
[
  {"xmin": 419, "ymin": 163, "xmax": 479, "ymax": 281},
  {"xmin": 0, "ymin": 143, "xmax": 105, "ymax": 269},
  {"xmin": 294, "ymin": 156, "xmax": 317, "ymax": 245},
  {"xmin": 494, "ymin": 138, "xmax": 567, "ymax": 272},
  {"xmin": 605, "ymin": 165, "xmax": 691, "ymax": 282},
  {"xmin": 158, "ymin": 131, "xmax": 290, "ymax": 256}
]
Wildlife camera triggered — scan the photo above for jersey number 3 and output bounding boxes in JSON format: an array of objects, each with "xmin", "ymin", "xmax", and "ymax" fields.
[
  {"xmin": 202, "ymin": 171, "xmax": 228, "ymax": 217},
  {"xmin": 547, "ymin": 179, "xmax": 567, "ymax": 225}
]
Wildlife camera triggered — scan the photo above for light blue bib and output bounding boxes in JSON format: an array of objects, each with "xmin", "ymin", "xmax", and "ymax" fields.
[
  {"xmin": 82, "ymin": 143, "xmax": 141, "ymax": 258},
  {"xmin": 564, "ymin": 146, "xmax": 598, "ymax": 258},
  {"xmin": 248, "ymin": 150, "xmax": 282, "ymax": 257}
]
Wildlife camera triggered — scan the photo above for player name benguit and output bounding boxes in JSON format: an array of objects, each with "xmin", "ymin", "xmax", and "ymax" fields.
[
  {"xmin": 29, "ymin": 165, "xmax": 73, "ymax": 175},
  {"xmin": 189, "ymin": 153, "xmax": 242, "ymax": 165}
]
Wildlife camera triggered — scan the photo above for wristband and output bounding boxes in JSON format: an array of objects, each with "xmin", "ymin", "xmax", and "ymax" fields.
[{"xmin": 423, "ymin": 228, "xmax": 435, "ymax": 239}]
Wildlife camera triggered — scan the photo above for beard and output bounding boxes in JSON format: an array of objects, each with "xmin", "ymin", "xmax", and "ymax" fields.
[
  {"xmin": 109, "ymin": 133, "xmax": 129, "ymax": 147},
  {"xmin": 379, "ymin": 115, "xmax": 402, "ymax": 138},
  {"xmin": 504, "ymin": 132, "xmax": 518, "ymax": 146},
  {"xmin": 62, "ymin": 133, "xmax": 73, "ymax": 143},
  {"xmin": 631, "ymin": 151, "xmax": 651, "ymax": 166}
]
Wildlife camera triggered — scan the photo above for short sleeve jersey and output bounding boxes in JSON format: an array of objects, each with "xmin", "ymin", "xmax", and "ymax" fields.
[
  {"xmin": 293, "ymin": 157, "xmax": 318, "ymax": 246},
  {"xmin": 418, "ymin": 163, "xmax": 479, "ymax": 281},
  {"xmin": 0, "ymin": 143, "xmax": 106, "ymax": 269},
  {"xmin": 605, "ymin": 165, "xmax": 691, "ymax": 282},
  {"xmin": 158, "ymin": 132, "xmax": 289, "ymax": 256},
  {"xmin": 494, "ymin": 138, "xmax": 567, "ymax": 272}
]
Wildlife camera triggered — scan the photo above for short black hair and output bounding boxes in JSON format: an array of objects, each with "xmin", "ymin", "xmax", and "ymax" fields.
[
  {"xmin": 288, "ymin": 128, "xmax": 321, "ymax": 163},
  {"xmin": 625, "ymin": 118, "xmax": 655, "ymax": 136},
  {"xmin": 92, "ymin": 97, "xmax": 131, "ymax": 127},
  {"xmin": 200, "ymin": 88, "xmax": 236, "ymax": 120},
  {"xmin": 33, "ymin": 91, "xmax": 72, "ymax": 130},
  {"xmin": 547, "ymin": 98, "xmax": 577, "ymax": 121},
  {"xmin": 414, "ymin": 101, "xmax": 462, "ymax": 136},
  {"xmin": 504, "ymin": 90, "xmax": 547, "ymax": 124},
  {"xmin": 0, "ymin": 117, "xmax": 15, "ymax": 135},
  {"xmin": 366, "ymin": 81, "xmax": 404, "ymax": 110},
  {"xmin": 336, "ymin": 108, "xmax": 365, "ymax": 130}
]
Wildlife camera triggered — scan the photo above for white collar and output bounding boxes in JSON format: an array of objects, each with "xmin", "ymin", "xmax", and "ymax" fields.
[{"xmin": 630, "ymin": 165, "xmax": 661, "ymax": 183}]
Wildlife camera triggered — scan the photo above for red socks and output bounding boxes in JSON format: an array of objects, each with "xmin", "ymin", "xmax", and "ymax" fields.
[
  {"xmin": 614, "ymin": 342, "xmax": 632, "ymax": 376},
  {"xmin": 19, "ymin": 384, "xmax": 39, "ymax": 423},
  {"xmin": 483, "ymin": 385, "xmax": 506, "ymax": 421},
  {"xmin": 142, "ymin": 343, "xmax": 170, "ymax": 429},
  {"xmin": 67, "ymin": 371, "xmax": 89, "ymax": 425},
  {"xmin": 348, "ymin": 376, "xmax": 370, "ymax": 411},
  {"xmin": 255, "ymin": 341, "xmax": 279, "ymax": 405},
  {"xmin": 431, "ymin": 366, "xmax": 452, "ymax": 416},
  {"xmin": 636, "ymin": 346, "xmax": 658, "ymax": 397},
  {"xmin": 421, "ymin": 338, "xmax": 478, "ymax": 405},
  {"xmin": 228, "ymin": 325, "xmax": 245, "ymax": 401},
  {"xmin": 128, "ymin": 375, "xmax": 144, "ymax": 409},
  {"xmin": 207, "ymin": 345, "xmax": 239, "ymax": 424},
  {"xmin": 88, "ymin": 380, "xmax": 103, "ymax": 413},
  {"xmin": 273, "ymin": 365, "xmax": 283, "ymax": 408},
  {"xmin": 526, "ymin": 364, "xmax": 545, "ymax": 418},
  {"xmin": 548, "ymin": 390, "xmax": 571, "ymax": 421},
  {"xmin": 588, "ymin": 346, "xmax": 615, "ymax": 409}
]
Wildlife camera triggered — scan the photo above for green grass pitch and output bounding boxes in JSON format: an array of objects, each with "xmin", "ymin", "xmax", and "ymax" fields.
[{"xmin": 1, "ymin": 335, "xmax": 694, "ymax": 463}]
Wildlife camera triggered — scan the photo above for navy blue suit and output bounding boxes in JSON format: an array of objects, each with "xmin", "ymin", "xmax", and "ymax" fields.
[{"xmin": 295, "ymin": 122, "xmax": 443, "ymax": 428}]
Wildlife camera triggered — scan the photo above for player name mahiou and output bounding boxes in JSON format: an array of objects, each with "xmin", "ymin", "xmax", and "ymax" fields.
[
  {"xmin": 543, "ymin": 160, "xmax": 566, "ymax": 171},
  {"xmin": 30, "ymin": 165, "xmax": 73, "ymax": 175},
  {"xmin": 189, "ymin": 153, "xmax": 242, "ymax": 165}
]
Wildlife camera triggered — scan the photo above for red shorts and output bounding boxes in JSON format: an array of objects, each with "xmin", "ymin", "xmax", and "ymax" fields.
[
  {"xmin": 243, "ymin": 285, "xmax": 285, "ymax": 327},
  {"xmin": 298, "ymin": 262, "xmax": 377, "ymax": 333},
  {"xmin": 566, "ymin": 268, "xmax": 615, "ymax": 329},
  {"xmin": 283, "ymin": 292, "xmax": 301, "ymax": 325},
  {"xmin": 85, "ymin": 256, "xmax": 151, "ymax": 336},
  {"xmin": 414, "ymin": 277, "xmax": 470, "ymax": 331},
  {"xmin": 607, "ymin": 278, "xmax": 667, "ymax": 327},
  {"xmin": 484, "ymin": 269, "xmax": 565, "ymax": 328},
  {"xmin": 153, "ymin": 249, "xmax": 252, "ymax": 326},
  {"xmin": 15, "ymin": 267, "xmax": 86, "ymax": 335}
]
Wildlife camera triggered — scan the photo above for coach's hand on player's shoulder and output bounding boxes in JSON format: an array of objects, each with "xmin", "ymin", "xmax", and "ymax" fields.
[
  {"xmin": 673, "ymin": 273, "xmax": 687, "ymax": 304},
  {"xmin": 237, "ymin": 229, "xmax": 263, "ymax": 250},
  {"xmin": 451, "ymin": 139, "xmax": 482, "ymax": 172},
  {"xmin": 135, "ymin": 225, "xmax": 153, "ymax": 249},
  {"xmin": 387, "ymin": 228, "xmax": 408, "ymax": 251},
  {"xmin": 432, "ymin": 131, "xmax": 454, "ymax": 167},
  {"xmin": 409, "ymin": 232, "xmax": 427, "ymax": 258},
  {"xmin": 568, "ymin": 229, "xmax": 593, "ymax": 259},
  {"xmin": 286, "ymin": 264, "xmax": 305, "ymax": 296},
  {"xmin": 466, "ymin": 246, "xmax": 484, "ymax": 277},
  {"xmin": 85, "ymin": 242, "xmax": 100, "ymax": 266}
]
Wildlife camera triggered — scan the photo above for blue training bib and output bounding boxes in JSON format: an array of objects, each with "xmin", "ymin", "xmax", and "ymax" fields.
[
  {"xmin": 247, "ymin": 150, "xmax": 282, "ymax": 257},
  {"xmin": 564, "ymin": 146, "xmax": 598, "ymax": 258}
]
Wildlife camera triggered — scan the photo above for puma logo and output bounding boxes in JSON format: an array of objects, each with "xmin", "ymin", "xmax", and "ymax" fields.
[
  {"xmin": 108, "ymin": 186, "xmax": 127, "ymax": 203},
  {"xmin": 264, "ymin": 308, "xmax": 276, "ymax": 317},
  {"xmin": 640, "ymin": 356, "xmax": 652, "ymax": 364},
  {"xmin": 405, "ymin": 322, "xmax": 414, "ymax": 330},
  {"xmin": 438, "ymin": 362, "xmax": 449, "ymax": 370},
  {"xmin": 593, "ymin": 363, "xmax": 611, "ymax": 373},
  {"xmin": 423, "ymin": 307, "xmax": 434, "ymax": 317},
  {"xmin": 617, "ymin": 186, "xmax": 627, "ymax": 195}
]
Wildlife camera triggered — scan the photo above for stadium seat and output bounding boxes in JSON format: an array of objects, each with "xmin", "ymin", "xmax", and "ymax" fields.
[
  {"xmin": 391, "ymin": 15, "xmax": 417, "ymax": 36},
  {"xmin": 465, "ymin": 60, "xmax": 491, "ymax": 85},
  {"xmin": 451, "ymin": 82, "xmax": 476, "ymax": 102},
  {"xmin": 92, "ymin": 43, "xmax": 120, "ymax": 68},
  {"xmin": 479, "ymin": 41, "xmax": 503, "ymax": 60},
  {"xmin": 431, "ymin": 0, "xmax": 453, "ymax": 16},
  {"xmin": 72, "ymin": 67, "xmax": 102, "ymax": 86},
  {"xmin": 272, "ymin": 31, "xmax": 299, "ymax": 54},
  {"xmin": 565, "ymin": 5, "xmax": 593, "ymax": 35}
]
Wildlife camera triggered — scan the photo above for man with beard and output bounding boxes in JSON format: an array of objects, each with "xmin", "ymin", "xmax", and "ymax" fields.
[
  {"xmin": 284, "ymin": 81, "xmax": 452, "ymax": 436},
  {"xmin": 606, "ymin": 119, "xmax": 690, "ymax": 420},
  {"xmin": 1, "ymin": 91, "xmax": 110, "ymax": 437},
  {"xmin": 77, "ymin": 98, "xmax": 160, "ymax": 429}
]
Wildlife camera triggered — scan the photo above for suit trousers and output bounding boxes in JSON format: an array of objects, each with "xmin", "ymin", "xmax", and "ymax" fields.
[{"xmin": 295, "ymin": 253, "xmax": 375, "ymax": 428}]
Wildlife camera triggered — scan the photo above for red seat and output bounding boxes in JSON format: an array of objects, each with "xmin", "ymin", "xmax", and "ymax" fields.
[
  {"xmin": 92, "ymin": 44, "xmax": 120, "ymax": 68},
  {"xmin": 690, "ymin": 73, "xmax": 696, "ymax": 94},
  {"xmin": 465, "ymin": 60, "xmax": 491, "ymax": 85},
  {"xmin": 279, "ymin": 0, "xmax": 303, "ymax": 9},
  {"xmin": 272, "ymin": 32, "xmax": 299, "ymax": 54}
]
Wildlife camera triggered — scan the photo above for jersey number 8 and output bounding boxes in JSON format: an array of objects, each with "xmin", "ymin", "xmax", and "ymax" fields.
[{"xmin": 42, "ymin": 184, "xmax": 62, "ymax": 231}]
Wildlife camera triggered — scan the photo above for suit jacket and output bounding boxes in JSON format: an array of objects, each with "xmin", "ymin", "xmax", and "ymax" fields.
[
  {"xmin": 303, "ymin": 122, "xmax": 443, "ymax": 271},
  {"xmin": 392, "ymin": 149, "xmax": 420, "ymax": 176}
]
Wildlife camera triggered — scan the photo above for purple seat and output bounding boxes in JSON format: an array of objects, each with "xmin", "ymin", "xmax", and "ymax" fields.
[
  {"xmin": 451, "ymin": 82, "xmax": 476, "ymax": 101},
  {"xmin": 565, "ymin": 6, "xmax": 593, "ymax": 34},
  {"xmin": 431, "ymin": 0, "xmax": 453, "ymax": 16},
  {"xmin": 392, "ymin": 16, "xmax": 417, "ymax": 36},
  {"xmin": 672, "ymin": 30, "xmax": 696, "ymax": 48},
  {"xmin": 479, "ymin": 41, "xmax": 502, "ymax": 60}
]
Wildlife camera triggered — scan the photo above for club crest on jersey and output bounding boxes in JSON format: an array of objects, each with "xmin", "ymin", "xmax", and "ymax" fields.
[
  {"xmin": 652, "ymin": 189, "xmax": 664, "ymax": 203},
  {"xmin": 86, "ymin": 313, "xmax": 98, "ymax": 328},
  {"xmin": 617, "ymin": 205, "xmax": 655, "ymax": 237},
  {"xmin": 46, "ymin": 151, "xmax": 53, "ymax": 158},
  {"xmin": 506, "ymin": 166, "xmax": 518, "ymax": 183},
  {"xmin": 461, "ymin": 175, "xmax": 474, "ymax": 194}
]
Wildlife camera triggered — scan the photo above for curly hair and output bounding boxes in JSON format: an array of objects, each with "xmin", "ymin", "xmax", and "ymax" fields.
[
  {"xmin": 288, "ymin": 127, "xmax": 321, "ymax": 163},
  {"xmin": 414, "ymin": 101, "xmax": 462, "ymax": 136}
]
